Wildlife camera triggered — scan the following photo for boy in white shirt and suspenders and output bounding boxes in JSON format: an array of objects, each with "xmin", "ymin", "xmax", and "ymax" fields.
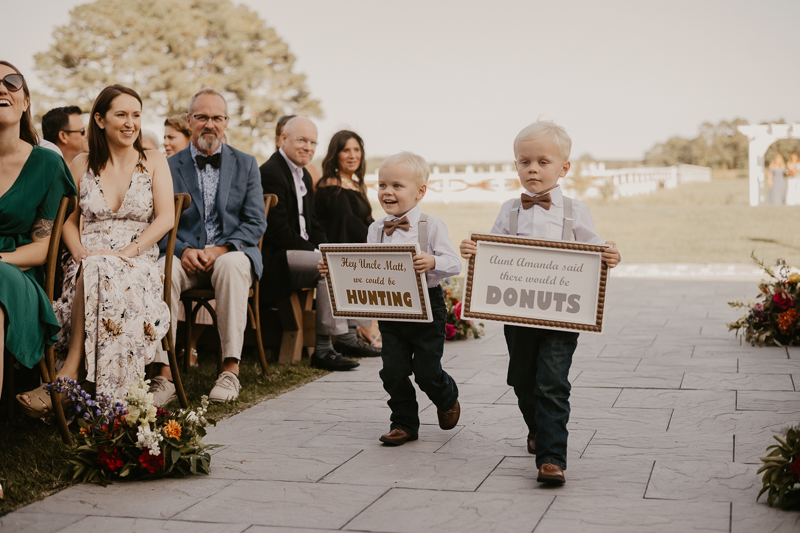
[
  {"xmin": 461, "ymin": 122, "xmax": 620, "ymax": 484},
  {"xmin": 320, "ymin": 152, "xmax": 462, "ymax": 446}
]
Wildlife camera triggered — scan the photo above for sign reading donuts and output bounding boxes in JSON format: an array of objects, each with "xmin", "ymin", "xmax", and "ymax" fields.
[
  {"xmin": 461, "ymin": 233, "xmax": 609, "ymax": 333},
  {"xmin": 320, "ymin": 243, "xmax": 433, "ymax": 323}
]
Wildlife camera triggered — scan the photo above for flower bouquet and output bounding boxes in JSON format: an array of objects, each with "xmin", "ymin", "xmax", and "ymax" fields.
[
  {"xmin": 757, "ymin": 425, "xmax": 800, "ymax": 510},
  {"xmin": 441, "ymin": 278, "xmax": 483, "ymax": 341},
  {"xmin": 46, "ymin": 375, "xmax": 216, "ymax": 486},
  {"xmin": 728, "ymin": 254, "xmax": 800, "ymax": 346}
]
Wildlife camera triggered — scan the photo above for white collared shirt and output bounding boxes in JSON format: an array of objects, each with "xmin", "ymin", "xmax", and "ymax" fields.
[
  {"xmin": 367, "ymin": 205, "xmax": 461, "ymax": 288},
  {"xmin": 491, "ymin": 185, "xmax": 604, "ymax": 244},
  {"xmin": 279, "ymin": 147, "xmax": 309, "ymax": 240}
]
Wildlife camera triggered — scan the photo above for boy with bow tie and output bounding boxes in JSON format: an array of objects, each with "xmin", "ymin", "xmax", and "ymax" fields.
[
  {"xmin": 460, "ymin": 121, "xmax": 620, "ymax": 484},
  {"xmin": 320, "ymin": 151, "xmax": 462, "ymax": 445}
]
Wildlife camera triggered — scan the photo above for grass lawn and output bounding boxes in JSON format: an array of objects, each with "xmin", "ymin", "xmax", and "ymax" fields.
[
  {"xmin": 0, "ymin": 353, "xmax": 328, "ymax": 516},
  {"xmin": 373, "ymin": 177, "xmax": 800, "ymax": 267}
]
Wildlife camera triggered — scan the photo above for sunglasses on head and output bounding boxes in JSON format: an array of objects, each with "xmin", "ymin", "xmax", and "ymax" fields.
[{"xmin": 0, "ymin": 73, "xmax": 24, "ymax": 92}]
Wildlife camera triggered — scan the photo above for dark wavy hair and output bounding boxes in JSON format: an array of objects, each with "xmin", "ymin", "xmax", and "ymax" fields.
[
  {"xmin": 0, "ymin": 61, "xmax": 38, "ymax": 146},
  {"xmin": 320, "ymin": 130, "xmax": 367, "ymax": 195},
  {"xmin": 87, "ymin": 85, "xmax": 146, "ymax": 177},
  {"xmin": 42, "ymin": 105, "xmax": 83, "ymax": 144}
]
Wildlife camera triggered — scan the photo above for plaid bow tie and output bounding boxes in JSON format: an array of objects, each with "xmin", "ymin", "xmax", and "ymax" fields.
[
  {"xmin": 520, "ymin": 192, "xmax": 552, "ymax": 210},
  {"xmin": 383, "ymin": 216, "xmax": 410, "ymax": 236}
]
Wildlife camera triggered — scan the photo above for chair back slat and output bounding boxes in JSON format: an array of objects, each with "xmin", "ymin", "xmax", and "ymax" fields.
[
  {"xmin": 44, "ymin": 195, "xmax": 77, "ymax": 302},
  {"xmin": 163, "ymin": 194, "xmax": 192, "ymax": 312},
  {"xmin": 258, "ymin": 194, "xmax": 278, "ymax": 252}
]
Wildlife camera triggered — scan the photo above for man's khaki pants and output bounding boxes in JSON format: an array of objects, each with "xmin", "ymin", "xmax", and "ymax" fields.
[{"xmin": 154, "ymin": 252, "xmax": 254, "ymax": 364}]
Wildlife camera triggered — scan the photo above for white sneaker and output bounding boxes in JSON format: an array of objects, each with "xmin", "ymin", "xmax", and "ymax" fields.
[
  {"xmin": 148, "ymin": 376, "xmax": 177, "ymax": 407},
  {"xmin": 209, "ymin": 371, "xmax": 240, "ymax": 403}
]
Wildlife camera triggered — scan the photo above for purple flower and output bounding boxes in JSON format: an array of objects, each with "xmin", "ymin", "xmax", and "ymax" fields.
[
  {"xmin": 95, "ymin": 409, "xmax": 102, "ymax": 417},
  {"xmin": 83, "ymin": 412, "xmax": 91, "ymax": 420}
]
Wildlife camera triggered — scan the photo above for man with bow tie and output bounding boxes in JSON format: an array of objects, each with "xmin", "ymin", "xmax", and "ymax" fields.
[
  {"xmin": 150, "ymin": 88, "xmax": 267, "ymax": 406},
  {"xmin": 260, "ymin": 117, "xmax": 376, "ymax": 371}
]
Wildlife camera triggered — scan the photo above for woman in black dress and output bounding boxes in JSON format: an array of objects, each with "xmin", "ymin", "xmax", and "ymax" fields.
[
  {"xmin": 315, "ymin": 130, "xmax": 381, "ymax": 351},
  {"xmin": 315, "ymin": 130, "xmax": 373, "ymax": 242}
]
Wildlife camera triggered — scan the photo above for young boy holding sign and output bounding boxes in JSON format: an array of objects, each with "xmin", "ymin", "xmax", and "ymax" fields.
[
  {"xmin": 321, "ymin": 151, "xmax": 462, "ymax": 445},
  {"xmin": 460, "ymin": 121, "xmax": 620, "ymax": 484}
]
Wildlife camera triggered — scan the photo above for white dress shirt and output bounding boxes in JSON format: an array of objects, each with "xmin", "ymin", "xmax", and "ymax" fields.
[
  {"xmin": 367, "ymin": 205, "xmax": 461, "ymax": 288},
  {"xmin": 279, "ymin": 148, "xmax": 309, "ymax": 240},
  {"xmin": 491, "ymin": 186, "xmax": 604, "ymax": 244}
]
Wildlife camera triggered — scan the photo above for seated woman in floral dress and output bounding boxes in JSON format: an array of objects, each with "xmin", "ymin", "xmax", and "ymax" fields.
[{"xmin": 17, "ymin": 84, "xmax": 174, "ymax": 414}]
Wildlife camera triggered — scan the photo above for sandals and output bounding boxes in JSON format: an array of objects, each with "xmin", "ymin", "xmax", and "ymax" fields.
[{"xmin": 15, "ymin": 384, "xmax": 71, "ymax": 419}]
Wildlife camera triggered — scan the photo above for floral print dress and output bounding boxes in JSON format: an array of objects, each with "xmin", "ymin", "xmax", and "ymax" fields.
[{"xmin": 54, "ymin": 160, "xmax": 170, "ymax": 397}]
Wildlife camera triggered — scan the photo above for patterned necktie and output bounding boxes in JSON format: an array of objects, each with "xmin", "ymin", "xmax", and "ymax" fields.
[
  {"xmin": 383, "ymin": 216, "xmax": 410, "ymax": 236},
  {"xmin": 520, "ymin": 192, "xmax": 552, "ymax": 210},
  {"xmin": 195, "ymin": 153, "xmax": 221, "ymax": 169}
]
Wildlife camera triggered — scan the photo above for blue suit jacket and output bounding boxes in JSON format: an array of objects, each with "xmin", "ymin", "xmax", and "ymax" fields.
[{"xmin": 160, "ymin": 143, "xmax": 267, "ymax": 278}]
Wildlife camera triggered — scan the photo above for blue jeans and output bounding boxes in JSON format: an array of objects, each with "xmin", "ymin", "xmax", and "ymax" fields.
[
  {"xmin": 504, "ymin": 325, "xmax": 578, "ymax": 470},
  {"xmin": 379, "ymin": 288, "xmax": 459, "ymax": 434}
]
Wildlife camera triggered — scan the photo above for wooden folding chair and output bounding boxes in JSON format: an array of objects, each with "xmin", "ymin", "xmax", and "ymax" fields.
[
  {"xmin": 1, "ymin": 195, "xmax": 77, "ymax": 445},
  {"xmin": 175, "ymin": 194, "xmax": 277, "ymax": 393},
  {"xmin": 160, "ymin": 193, "xmax": 192, "ymax": 408}
]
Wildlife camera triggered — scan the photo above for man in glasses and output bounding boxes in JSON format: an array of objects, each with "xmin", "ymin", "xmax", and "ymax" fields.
[
  {"xmin": 41, "ymin": 106, "xmax": 88, "ymax": 164},
  {"xmin": 150, "ymin": 87, "xmax": 266, "ymax": 406},
  {"xmin": 260, "ymin": 117, "xmax": 378, "ymax": 372}
]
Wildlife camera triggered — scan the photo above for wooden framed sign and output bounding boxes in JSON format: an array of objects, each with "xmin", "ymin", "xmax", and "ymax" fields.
[
  {"xmin": 461, "ymin": 233, "xmax": 608, "ymax": 333},
  {"xmin": 319, "ymin": 243, "xmax": 433, "ymax": 322}
]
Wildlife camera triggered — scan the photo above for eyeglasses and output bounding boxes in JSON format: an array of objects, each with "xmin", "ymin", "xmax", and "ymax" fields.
[
  {"xmin": 63, "ymin": 128, "xmax": 86, "ymax": 136},
  {"xmin": 191, "ymin": 114, "xmax": 228, "ymax": 124},
  {"xmin": 0, "ymin": 73, "xmax": 24, "ymax": 92},
  {"xmin": 291, "ymin": 136, "xmax": 318, "ymax": 148}
]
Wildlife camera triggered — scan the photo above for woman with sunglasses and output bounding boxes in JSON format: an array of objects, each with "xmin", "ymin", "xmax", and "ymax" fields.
[
  {"xmin": 0, "ymin": 61, "xmax": 77, "ymax": 423},
  {"xmin": 17, "ymin": 84, "xmax": 174, "ymax": 415}
]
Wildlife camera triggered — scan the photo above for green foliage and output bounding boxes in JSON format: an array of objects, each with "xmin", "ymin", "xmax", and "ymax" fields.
[
  {"xmin": 644, "ymin": 119, "xmax": 750, "ymax": 169},
  {"xmin": 33, "ymin": 0, "xmax": 321, "ymax": 155},
  {"xmin": 727, "ymin": 253, "xmax": 800, "ymax": 347},
  {"xmin": 757, "ymin": 425, "xmax": 800, "ymax": 510}
]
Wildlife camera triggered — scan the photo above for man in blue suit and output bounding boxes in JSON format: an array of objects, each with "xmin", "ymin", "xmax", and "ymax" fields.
[{"xmin": 150, "ymin": 88, "xmax": 266, "ymax": 406}]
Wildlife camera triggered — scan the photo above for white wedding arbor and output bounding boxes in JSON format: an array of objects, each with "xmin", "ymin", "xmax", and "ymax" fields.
[{"xmin": 738, "ymin": 123, "xmax": 799, "ymax": 206}]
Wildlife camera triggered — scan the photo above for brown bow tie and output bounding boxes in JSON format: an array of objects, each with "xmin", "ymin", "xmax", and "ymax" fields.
[
  {"xmin": 520, "ymin": 193, "xmax": 552, "ymax": 210},
  {"xmin": 383, "ymin": 216, "xmax": 410, "ymax": 236}
]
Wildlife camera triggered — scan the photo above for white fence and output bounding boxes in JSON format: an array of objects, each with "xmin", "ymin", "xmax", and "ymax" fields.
[{"xmin": 363, "ymin": 162, "xmax": 712, "ymax": 203}]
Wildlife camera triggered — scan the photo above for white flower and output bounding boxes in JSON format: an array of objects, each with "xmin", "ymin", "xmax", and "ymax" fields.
[
  {"xmin": 125, "ymin": 374, "xmax": 157, "ymax": 428},
  {"xmin": 135, "ymin": 425, "xmax": 164, "ymax": 455}
]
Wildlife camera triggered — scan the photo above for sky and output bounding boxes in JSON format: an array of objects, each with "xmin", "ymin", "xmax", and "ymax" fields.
[{"xmin": 4, "ymin": 0, "xmax": 799, "ymax": 163}]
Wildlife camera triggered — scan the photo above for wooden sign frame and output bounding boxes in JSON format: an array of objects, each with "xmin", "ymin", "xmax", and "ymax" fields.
[
  {"xmin": 320, "ymin": 243, "xmax": 433, "ymax": 322},
  {"xmin": 461, "ymin": 233, "xmax": 608, "ymax": 333}
]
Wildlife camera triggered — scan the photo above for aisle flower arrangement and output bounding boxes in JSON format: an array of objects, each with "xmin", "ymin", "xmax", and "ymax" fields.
[
  {"xmin": 441, "ymin": 278, "xmax": 484, "ymax": 341},
  {"xmin": 758, "ymin": 425, "xmax": 800, "ymax": 510},
  {"xmin": 728, "ymin": 254, "xmax": 800, "ymax": 346},
  {"xmin": 46, "ymin": 375, "xmax": 216, "ymax": 486}
]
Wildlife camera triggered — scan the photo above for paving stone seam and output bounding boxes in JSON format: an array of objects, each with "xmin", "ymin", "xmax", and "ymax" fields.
[
  {"xmin": 337, "ymin": 486, "xmax": 399, "ymax": 532},
  {"xmin": 643, "ymin": 460, "xmax": 657, "ymax": 500},
  {"xmin": 579, "ymin": 430, "xmax": 597, "ymax": 458},
  {"xmin": 530, "ymin": 494, "xmax": 557, "ymax": 533}
]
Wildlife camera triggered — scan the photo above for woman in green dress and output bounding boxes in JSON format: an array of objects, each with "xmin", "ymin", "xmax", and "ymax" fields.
[{"xmin": 0, "ymin": 61, "xmax": 77, "ymax": 416}]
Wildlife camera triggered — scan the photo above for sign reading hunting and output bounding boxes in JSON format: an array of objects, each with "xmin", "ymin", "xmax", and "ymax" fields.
[
  {"xmin": 462, "ymin": 233, "xmax": 608, "ymax": 333},
  {"xmin": 320, "ymin": 243, "xmax": 433, "ymax": 323}
]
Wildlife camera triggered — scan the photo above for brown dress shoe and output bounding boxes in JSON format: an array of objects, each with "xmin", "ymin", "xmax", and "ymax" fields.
[
  {"xmin": 437, "ymin": 400, "xmax": 460, "ymax": 430},
  {"xmin": 537, "ymin": 463, "xmax": 566, "ymax": 484},
  {"xmin": 527, "ymin": 432, "xmax": 536, "ymax": 454},
  {"xmin": 380, "ymin": 429, "xmax": 419, "ymax": 446}
]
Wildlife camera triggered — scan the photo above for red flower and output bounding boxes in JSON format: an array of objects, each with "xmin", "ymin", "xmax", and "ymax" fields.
[
  {"xmin": 445, "ymin": 323, "xmax": 456, "ymax": 339},
  {"xmin": 453, "ymin": 302, "xmax": 462, "ymax": 318},
  {"xmin": 774, "ymin": 290, "xmax": 793, "ymax": 310},
  {"xmin": 790, "ymin": 456, "xmax": 800, "ymax": 480},
  {"xmin": 139, "ymin": 449, "xmax": 164, "ymax": 474},
  {"xmin": 97, "ymin": 445, "xmax": 124, "ymax": 472},
  {"xmin": 778, "ymin": 308, "xmax": 799, "ymax": 335}
]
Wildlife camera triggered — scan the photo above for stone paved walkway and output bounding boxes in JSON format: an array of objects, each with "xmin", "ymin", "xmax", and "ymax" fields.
[{"xmin": 4, "ymin": 276, "xmax": 800, "ymax": 532}]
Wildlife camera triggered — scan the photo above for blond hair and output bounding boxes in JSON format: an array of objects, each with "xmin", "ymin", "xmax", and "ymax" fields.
[
  {"xmin": 379, "ymin": 151, "xmax": 430, "ymax": 186},
  {"xmin": 514, "ymin": 121, "xmax": 572, "ymax": 161}
]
